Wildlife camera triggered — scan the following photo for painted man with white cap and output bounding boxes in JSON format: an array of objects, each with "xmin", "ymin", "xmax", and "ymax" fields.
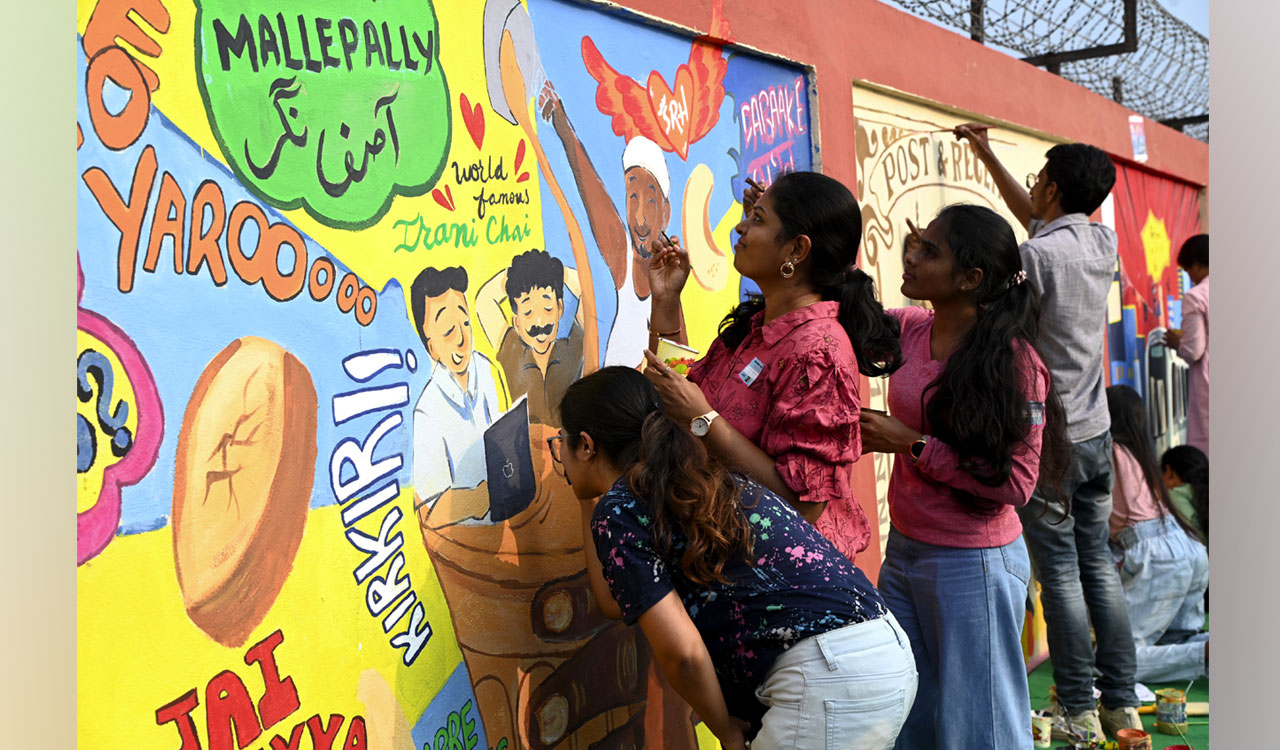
[{"xmin": 541, "ymin": 83, "xmax": 671, "ymax": 368}]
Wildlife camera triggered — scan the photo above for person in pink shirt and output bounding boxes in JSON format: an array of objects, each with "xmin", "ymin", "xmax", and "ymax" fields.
[
  {"xmin": 860, "ymin": 204, "xmax": 1071, "ymax": 749},
  {"xmin": 641, "ymin": 171, "xmax": 904, "ymax": 562},
  {"xmin": 1106, "ymin": 385, "xmax": 1209, "ymax": 682},
  {"xmin": 1164, "ymin": 234, "xmax": 1209, "ymax": 455}
]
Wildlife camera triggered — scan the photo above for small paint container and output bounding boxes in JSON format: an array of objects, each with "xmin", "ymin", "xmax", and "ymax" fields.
[
  {"xmin": 1030, "ymin": 710, "xmax": 1052, "ymax": 748},
  {"xmin": 1115, "ymin": 727, "xmax": 1152, "ymax": 749},
  {"xmin": 1154, "ymin": 687, "xmax": 1189, "ymax": 735},
  {"xmin": 654, "ymin": 338, "xmax": 699, "ymax": 375}
]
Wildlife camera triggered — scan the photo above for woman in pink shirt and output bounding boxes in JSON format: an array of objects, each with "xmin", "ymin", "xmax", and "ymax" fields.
[
  {"xmin": 860, "ymin": 204, "xmax": 1070, "ymax": 749},
  {"xmin": 1106, "ymin": 385, "xmax": 1208, "ymax": 683},
  {"xmin": 642, "ymin": 171, "xmax": 903, "ymax": 562}
]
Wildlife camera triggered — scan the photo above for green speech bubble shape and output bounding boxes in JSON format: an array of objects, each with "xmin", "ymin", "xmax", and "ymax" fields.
[{"xmin": 196, "ymin": 0, "xmax": 451, "ymax": 230}]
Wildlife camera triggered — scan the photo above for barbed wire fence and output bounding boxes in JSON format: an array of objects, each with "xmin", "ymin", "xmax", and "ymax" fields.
[{"xmin": 880, "ymin": 0, "xmax": 1208, "ymax": 141}]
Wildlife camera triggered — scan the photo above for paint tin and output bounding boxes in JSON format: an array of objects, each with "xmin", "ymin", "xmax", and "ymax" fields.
[
  {"xmin": 1115, "ymin": 728, "xmax": 1152, "ymax": 749},
  {"xmin": 1155, "ymin": 687, "xmax": 1189, "ymax": 734},
  {"xmin": 1030, "ymin": 710, "xmax": 1052, "ymax": 747}
]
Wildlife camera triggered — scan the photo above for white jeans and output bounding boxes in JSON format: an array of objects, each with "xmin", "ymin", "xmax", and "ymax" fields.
[{"xmin": 752, "ymin": 614, "xmax": 918, "ymax": 750}]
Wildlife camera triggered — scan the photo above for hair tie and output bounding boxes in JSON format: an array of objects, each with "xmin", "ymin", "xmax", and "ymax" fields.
[{"xmin": 1007, "ymin": 270, "xmax": 1027, "ymax": 289}]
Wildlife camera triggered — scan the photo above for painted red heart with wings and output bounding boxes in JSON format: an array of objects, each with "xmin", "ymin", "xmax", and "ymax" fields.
[{"xmin": 581, "ymin": 30, "xmax": 728, "ymax": 161}]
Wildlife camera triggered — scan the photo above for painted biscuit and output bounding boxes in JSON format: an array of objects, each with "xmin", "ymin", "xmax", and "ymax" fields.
[{"xmin": 172, "ymin": 337, "xmax": 317, "ymax": 647}]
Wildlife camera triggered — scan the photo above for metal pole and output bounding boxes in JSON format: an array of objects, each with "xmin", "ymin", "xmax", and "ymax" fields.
[{"xmin": 970, "ymin": 0, "xmax": 985, "ymax": 43}]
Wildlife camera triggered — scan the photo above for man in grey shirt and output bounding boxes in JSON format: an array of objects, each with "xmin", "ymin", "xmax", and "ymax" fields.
[{"xmin": 956, "ymin": 124, "xmax": 1142, "ymax": 741}]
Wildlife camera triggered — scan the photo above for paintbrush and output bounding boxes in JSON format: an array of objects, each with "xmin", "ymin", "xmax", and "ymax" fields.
[
  {"xmin": 744, "ymin": 176, "xmax": 765, "ymax": 191},
  {"xmin": 905, "ymin": 124, "xmax": 993, "ymax": 135}
]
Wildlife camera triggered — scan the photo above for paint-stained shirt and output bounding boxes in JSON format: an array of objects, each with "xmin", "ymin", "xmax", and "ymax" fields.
[
  {"xmin": 687, "ymin": 300, "xmax": 871, "ymax": 560},
  {"xmin": 1023, "ymin": 215, "xmax": 1116, "ymax": 442},
  {"xmin": 591, "ymin": 475, "xmax": 887, "ymax": 725}
]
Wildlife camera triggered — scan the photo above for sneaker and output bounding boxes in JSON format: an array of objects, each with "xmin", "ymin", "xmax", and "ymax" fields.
[
  {"xmin": 1099, "ymin": 704, "xmax": 1143, "ymax": 737},
  {"xmin": 1047, "ymin": 701, "xmax": 1104, "ymax": 742}
]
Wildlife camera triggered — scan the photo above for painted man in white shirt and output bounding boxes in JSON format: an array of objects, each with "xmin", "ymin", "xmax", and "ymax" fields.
[
  {"xmin": 541, "ymin": 84, "xmax": 671, "ymax": 368},
  {"xmin": 410, "ymin": 265, "xmax": 502, "ymax": 523}
]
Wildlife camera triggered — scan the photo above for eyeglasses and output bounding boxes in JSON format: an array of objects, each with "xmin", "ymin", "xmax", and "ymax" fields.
[
  {"xmin": 1026, "ymin": 172, "xmax": 1039, "ymax": 189},
  {"xmin": 547, "ymin": 433, "xmax": 568, "ymax": 482},
  {"xmin": 547, "ymin": 434, "xmax": 565, "ymax": 464}
]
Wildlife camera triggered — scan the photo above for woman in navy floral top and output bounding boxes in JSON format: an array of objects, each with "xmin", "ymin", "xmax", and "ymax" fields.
[{"xmin": 552, "ymin": 367, "xmax": 917, "ymax": 750}]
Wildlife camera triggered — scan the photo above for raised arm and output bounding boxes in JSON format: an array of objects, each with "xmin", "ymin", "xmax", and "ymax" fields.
[
  {"xmin": 647, "ymin": 239, "xmax": 691, "ymax": 352},
  {"xmin": 541, "ymin": 83, "xmax": 629, "ymax": 290},
  {"xmin": 955, "ymin": 123, "xmax": 1033, "ymax": 231},
  {"xmin": 563, "ymin": 264, "xmax": 586, "ymax": 331}
]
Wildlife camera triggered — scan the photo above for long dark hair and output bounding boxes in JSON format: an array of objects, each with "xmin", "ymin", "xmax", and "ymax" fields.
[
  {"xmin": 718, "ymin": 171, "xmax": 902, "ymax": 377},
  {"xmin": 1106, "ymin": 386, "xmax": 1202, "ymax": 541},
  {"xmin": 922, "ymin": 204, "xmax": 1070, "ymax": 512},
  {"xmin": 1160, "ymin": 444, "xmax": 1209, "ymax": 542},
  {"xmin": 558, "ymin": 367, "xmax": 753, "ymax": 586}
]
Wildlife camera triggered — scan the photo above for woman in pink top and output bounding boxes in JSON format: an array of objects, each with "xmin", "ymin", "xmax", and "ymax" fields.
[
  {"xmin": 641, "ymin": 171, "xmax": 904, "ymax": 562},
  {"xmin": 1106, "ymin": 385, "xmax": 1208, "ymax": 683},
  {"xmin": 860, "ymin": 204, "xmax": 1070, "ymax": 749}
]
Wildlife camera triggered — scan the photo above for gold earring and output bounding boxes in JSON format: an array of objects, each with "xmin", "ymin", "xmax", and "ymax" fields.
[{"xmin": 780, "ymin": 260, "xmax": 796, "ymax": 279}]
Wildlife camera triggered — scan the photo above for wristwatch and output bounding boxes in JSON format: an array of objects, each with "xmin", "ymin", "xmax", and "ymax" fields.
[
  {"xmin": 690, "ymin": 410, "xmax": 720, "ymax": 437},
  {"xmin": 908, "ymin": 435, "xmax": 929, "ymax": 464}
]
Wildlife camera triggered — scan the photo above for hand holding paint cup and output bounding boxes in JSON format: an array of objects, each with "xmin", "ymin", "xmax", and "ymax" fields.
[{"xmin": 655, "ymin": 338, "xmax": 699, "ymax": 376}]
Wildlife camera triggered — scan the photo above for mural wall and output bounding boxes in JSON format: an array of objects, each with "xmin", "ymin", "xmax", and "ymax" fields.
[{"xmin": 75, "ymin": 1, "xmax": 813, "ymax": 748}]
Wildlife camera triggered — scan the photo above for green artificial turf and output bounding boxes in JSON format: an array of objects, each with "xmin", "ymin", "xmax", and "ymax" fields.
[{"xmin": 1028, "ymin": 659, "xmax": 1209, "ymax": 748}]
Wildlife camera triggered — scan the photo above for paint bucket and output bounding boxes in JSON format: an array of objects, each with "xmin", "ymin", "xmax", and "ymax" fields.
[
  {"xmin": 1155, "ymin": 687, "xmax": 1189, "ymax": 735},
  {"xmin": 1030, "ymin": 710, "xmax": 1052, "ymax": 747},
  {"xmin": 1115, "ymin": 727, "xmax": 1152, "ymax": 749}
]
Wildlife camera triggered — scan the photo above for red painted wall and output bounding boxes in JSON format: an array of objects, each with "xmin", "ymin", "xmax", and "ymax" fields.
[{"xmin": 605, "ymin": 0, "xmax": 1209, "ymax": 579}]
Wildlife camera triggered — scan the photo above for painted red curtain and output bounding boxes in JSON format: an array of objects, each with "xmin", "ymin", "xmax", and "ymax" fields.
[{"xmin": 1111, "ymin": 162, "xmax": 1203, "ymax": 336}]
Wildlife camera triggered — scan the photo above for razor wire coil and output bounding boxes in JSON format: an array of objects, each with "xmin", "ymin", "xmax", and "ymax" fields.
[{"xmin": 881, "ymin": 0, "xmax": 1208, "ymax": 141}]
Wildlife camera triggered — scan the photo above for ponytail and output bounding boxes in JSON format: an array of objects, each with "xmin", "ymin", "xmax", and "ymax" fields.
[
  {"xmin": 628, "ymin": 411, "xmax": 754, "ymax": 586},
  {"xmin": 559, "ymin": 367, "xmax": 754, "ymax": 586},
  {"xmin": 823, "ymin": 267, "xmax": 902, "ymax": 376}
]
